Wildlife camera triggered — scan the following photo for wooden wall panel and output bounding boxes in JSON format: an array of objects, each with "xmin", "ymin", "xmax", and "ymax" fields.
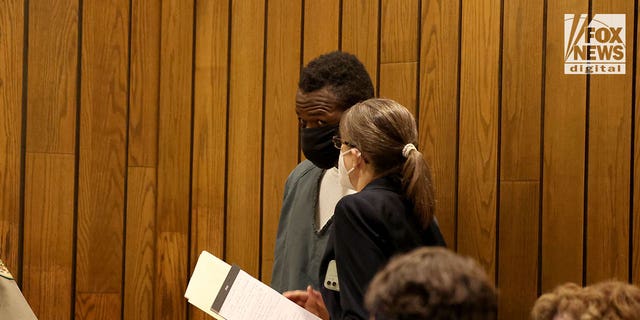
[
  {"xmin": 341, "ymin": 0, "xmax": 379, "ymax": 89},
  {"xmin": 26, "ymin": 0, "xmax": 78, "ymax": 154},
  {"xmin": 128, "ymin": 0, "xmax": 160, "ymax": 168},
  {"xmin": 189, "ymin": 2, "xmax": 229, "ymax": 318},
  {"xmin": 76, "ymin": 294, "xmax": 122, "ymax": 319},
  {"xmin": 541, "ymin": 0, "xmax": 587, "ymax": 292},
  {"xmin": 500, "ymin": 0, "xmax": 542, "ymax": 181},
  {"xmin": 76, "ymin": 0, "xmax": 129, "ymax": 317},
  {"xmin": 23, "ymin": 154, "xmax": 75, "ymax": 319},
  {"xmin": 498, "ymin": 182, "xmax": 540, "ymax": 319},
  {"xmin": 586, "ymin": 0, "xmax": 633, "ymax": 284},
  {"xmin": 497, "ymin": 0, "xmax": 543, "ymax": 318},
  {"xmin": 261, "ymin": 0, "xmax": 302, "ymax": 283},
  {"xmin": 156, "ymin": 0, "xmax": 193, "ymax": 318},
  {"xmin": 125, "ymin": 1, "xmax": 160, "ymax": 318},
  {"xmin": 0, "ymin": 0, "xmax": 23, "ymax": 275},
  {"xmin": 225, "ymin": 0, "xmax": 264, "ymax": 278},
  {"xmin": 22, "ymin": 2, "xmax": 79, "ymax": 319},
  {"xmin": 457, "ymin": 0, "xmax": 500, "ymax": 280},
  {"xmin": 419, "ymin": 0, "xmax": 460, "ymax": 247},
  {"xmin": 379, "ymin": 0, "xmax": 418, "ymax": 115},
  {"xmin": 381, "ymin": 0, "xmax": 418, "ymax": 63},
  {"xmin": 302, "ymin": 0, "xmax": 339, "ymax": 64},
  {"xmin": 379, "ymin": 63, "xmax": 418, "ymax": 115},
  {"xmin": 124, "ymin": 168, "xmax": 156, "ymax": 320},
  {"xmin": 190, "ymin": 2, "xmax": 228, "ymax": 318}
]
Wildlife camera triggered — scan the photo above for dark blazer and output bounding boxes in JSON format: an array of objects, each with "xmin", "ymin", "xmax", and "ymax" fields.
[{"xmin": 318, "ymin": 174, "xmax": 446, "ymax": 320}]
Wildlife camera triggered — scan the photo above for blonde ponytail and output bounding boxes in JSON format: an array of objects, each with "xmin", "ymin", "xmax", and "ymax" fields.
[{"xmin": 401, "ymin": 149, "xmax": 435, "ymax": 229}]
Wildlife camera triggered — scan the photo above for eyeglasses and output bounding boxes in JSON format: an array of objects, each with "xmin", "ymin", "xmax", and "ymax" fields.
[{"xmin": 332, "ymin": 135, "xmax": 357, "ymax": 149}]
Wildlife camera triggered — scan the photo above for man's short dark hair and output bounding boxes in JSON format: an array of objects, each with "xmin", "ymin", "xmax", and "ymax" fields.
[
  {"xmin": 299, "ymin": 51, "xmax": 375, "ymax": 110},
  {"xmin": 365, "ymin": 247, "xmax": 497, "ymax": 320}
]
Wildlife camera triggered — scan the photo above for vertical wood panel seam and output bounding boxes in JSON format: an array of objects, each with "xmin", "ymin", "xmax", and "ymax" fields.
[
  {"xmin": 153, "ymin": 1, "xmax": 162, "ymax": 315},
  {"xmin": 258, "ymin": 0, "xmax": 269, "ymax": 281},
  {"xmin": 186, "ymin": 1, "xmax": 197, "ymax": 317},
  {"xmin": 121, "ymin": 0, "xmax": 134, "ymax": 318},
  {"xmin": 415, "ymin": 0, "xmax": 422, "ymax": 133},
  {"xmin": 454, "ymin": 0, "xmax": 463, "ymax": 252},
  {"xmin": 297, "ymin": 0, "xmax": 305, "ymax": 163},
  {"xmin": 582, "ymin": 0, "xmax": 592, "ymax": 287},
  {"xmin": 18, "ymin": 0, "xmax": 30, "ymax": 287},
  {"xmin": 375, "ymin": 0, "xmax": 381, "ymax": 97},
  {"xmin": 537, "ymin": 0, "xmax": 549, "ymax": 298},
  {"xmin": 338, "ymin": 0, "xmax": 343, "ymax": 51},
  {"xmin": 629, "ymin": 0, "xmax": 638, "ymax": 284},
  {"xmin": 72, "ymin": 0, "xmax": 84, "ymax": 317},
  {"xmin": 223, "ymin": 0, "xmax": 233, "ymax": 261},
  {"xmin": 495, "ymin": 0, "xmax": 505, "ymax": 285}
]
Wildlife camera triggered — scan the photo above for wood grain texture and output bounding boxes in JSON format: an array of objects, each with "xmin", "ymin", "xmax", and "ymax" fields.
[
  {"xmin": 76, "ymin": 0, "xmax": 128, "ymax": 303},
  {"xmin": 190, "ymin": 1, "xmax": 229, "ymax": 317},
  {"xmin": 419, "ymin": 0, "xmax": 460, "ymax": 247},
  {"xmin": 381, "ymin": 0, "xmax": 419, "ymax": 63},
  {"xmin": 497, "ymin": 1, "xmax": 542, "ymax": 317},
  {"xmin": 126, "ymin": 2, "xmax": 160, "ymax": 315},
  {"xmin": 379, "ymin": 62, "xmax": 417, "ymax": 115},
  {"xmin": 155, "ymin": 0, "xmax": 193, "ymax": 318},
  {"xmin": 498, "ymin": 182, "xmax": 539, "ymax": 320},
  {"xmin": 586, "ymin": 0, "xmax": 633, "ymax": 284},
  {"xmin": 226, "ymin": 0, "xmax": 264, "ymax": 278},
  {"xmin": 541, "ymin": 0, "xmax": 587, "ymax": 292},
  {"xmin": 500, "ymin": 0, "xmax": 542, "ymax": 181},
  {"xmin": 124, "ymin": 167, "xmax": 156, "ymax": 320},
  {"xmin": 129, "ymin": 0, "xmax": 160, "ymax": 167},
  {"xmin": 190, "ymin": 2, "xmax": 229, "ymax": 318},
  {"xmin": 0, "ymin": 0, "xmax": 24, "ymax": 276},
  {"xmin": 261, "ymin": 0, "xmax": 302, "ymax": 283},
  {"xmin": 26, "ymin": 0, "xmax": 78, "ymax": 154},
  {"xmin": 303, "ymin": 0, "xmax": 339, "ymax": 64},
  {"xmin": 457, "ymin": 0, "xmax": 500, "ymax": 280},
  {"xmin": 341, "ymin": 0, "xmax": 379, "ymax": 89},
  {"xmin": 76, "ymin": 293, "xmax": 121, "ymax": 320},
  {"xmin": 22, "ymin": 153, "xmax": 75, "ymax": 319}
]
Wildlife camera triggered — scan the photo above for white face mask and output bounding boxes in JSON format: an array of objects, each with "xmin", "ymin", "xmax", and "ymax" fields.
[{"xmin": 338, "ymin": 149, "xmax": 356, "ymax": 190}]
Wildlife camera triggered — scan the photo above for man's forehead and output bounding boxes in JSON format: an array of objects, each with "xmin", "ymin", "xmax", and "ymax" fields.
[
  {"xmin": 295, "ymin": 89, "xmax": 344, "ymax": 118},
  {"xmin": 296, "ymin": 87, "xmax": 340, "ymax": 105}
]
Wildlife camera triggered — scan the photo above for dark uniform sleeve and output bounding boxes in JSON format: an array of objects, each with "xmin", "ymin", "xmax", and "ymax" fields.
[{"xmin": 331, "ymin": 197, "xmax": 388, "ymax": 320}]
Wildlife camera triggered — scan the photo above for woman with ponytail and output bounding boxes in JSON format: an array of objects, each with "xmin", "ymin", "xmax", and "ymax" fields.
[{"xmin": 284, "ymin": 98, "xmax": 446, "ymax": 319}]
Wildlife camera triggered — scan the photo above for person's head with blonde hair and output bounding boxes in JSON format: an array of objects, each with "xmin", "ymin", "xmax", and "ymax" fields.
[
  {"xmin": 338, "ymin": 98, "xmax": 435, "ymax": 229},
  {"xmin": 531, "ymin": 280, "xmax": 640, "ymax": 320}
]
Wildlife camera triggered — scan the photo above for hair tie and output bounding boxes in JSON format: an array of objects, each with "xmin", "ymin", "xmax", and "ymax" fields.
[{"xmin": 402, "ymin": 143, "xmax": 417, "ymax": 158}]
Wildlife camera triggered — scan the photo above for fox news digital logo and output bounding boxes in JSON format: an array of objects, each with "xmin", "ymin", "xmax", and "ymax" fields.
[{"xmin": 564, "ymin": 14, "xmax": 625, "ymax": 74}]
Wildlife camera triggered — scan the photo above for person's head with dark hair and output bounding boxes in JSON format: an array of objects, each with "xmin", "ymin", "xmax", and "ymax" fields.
[
  {"xmin": 297, "ymin": 51, "xmax": 374, "ymax": 169},
  {"xmin": 298, "ymin": 51, "xmax": 375, "ymax": 110},
  {"xmin": 364, "ymin": 247, "xmax": 497, "ymax": 320},
  {"xmin": 531, "ymin": 280, "xmax": 640, "ymax": 320}
]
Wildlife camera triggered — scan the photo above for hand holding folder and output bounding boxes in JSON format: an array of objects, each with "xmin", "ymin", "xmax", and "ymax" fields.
[{"xmin": 185, "ymin": 251, "xmax": 320, "ymax": 320}]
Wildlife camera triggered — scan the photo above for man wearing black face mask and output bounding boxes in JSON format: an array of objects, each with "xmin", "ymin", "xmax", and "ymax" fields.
[{"xmin": 271, "ymin": 51, "xmax": 375, "ymax": 293}]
